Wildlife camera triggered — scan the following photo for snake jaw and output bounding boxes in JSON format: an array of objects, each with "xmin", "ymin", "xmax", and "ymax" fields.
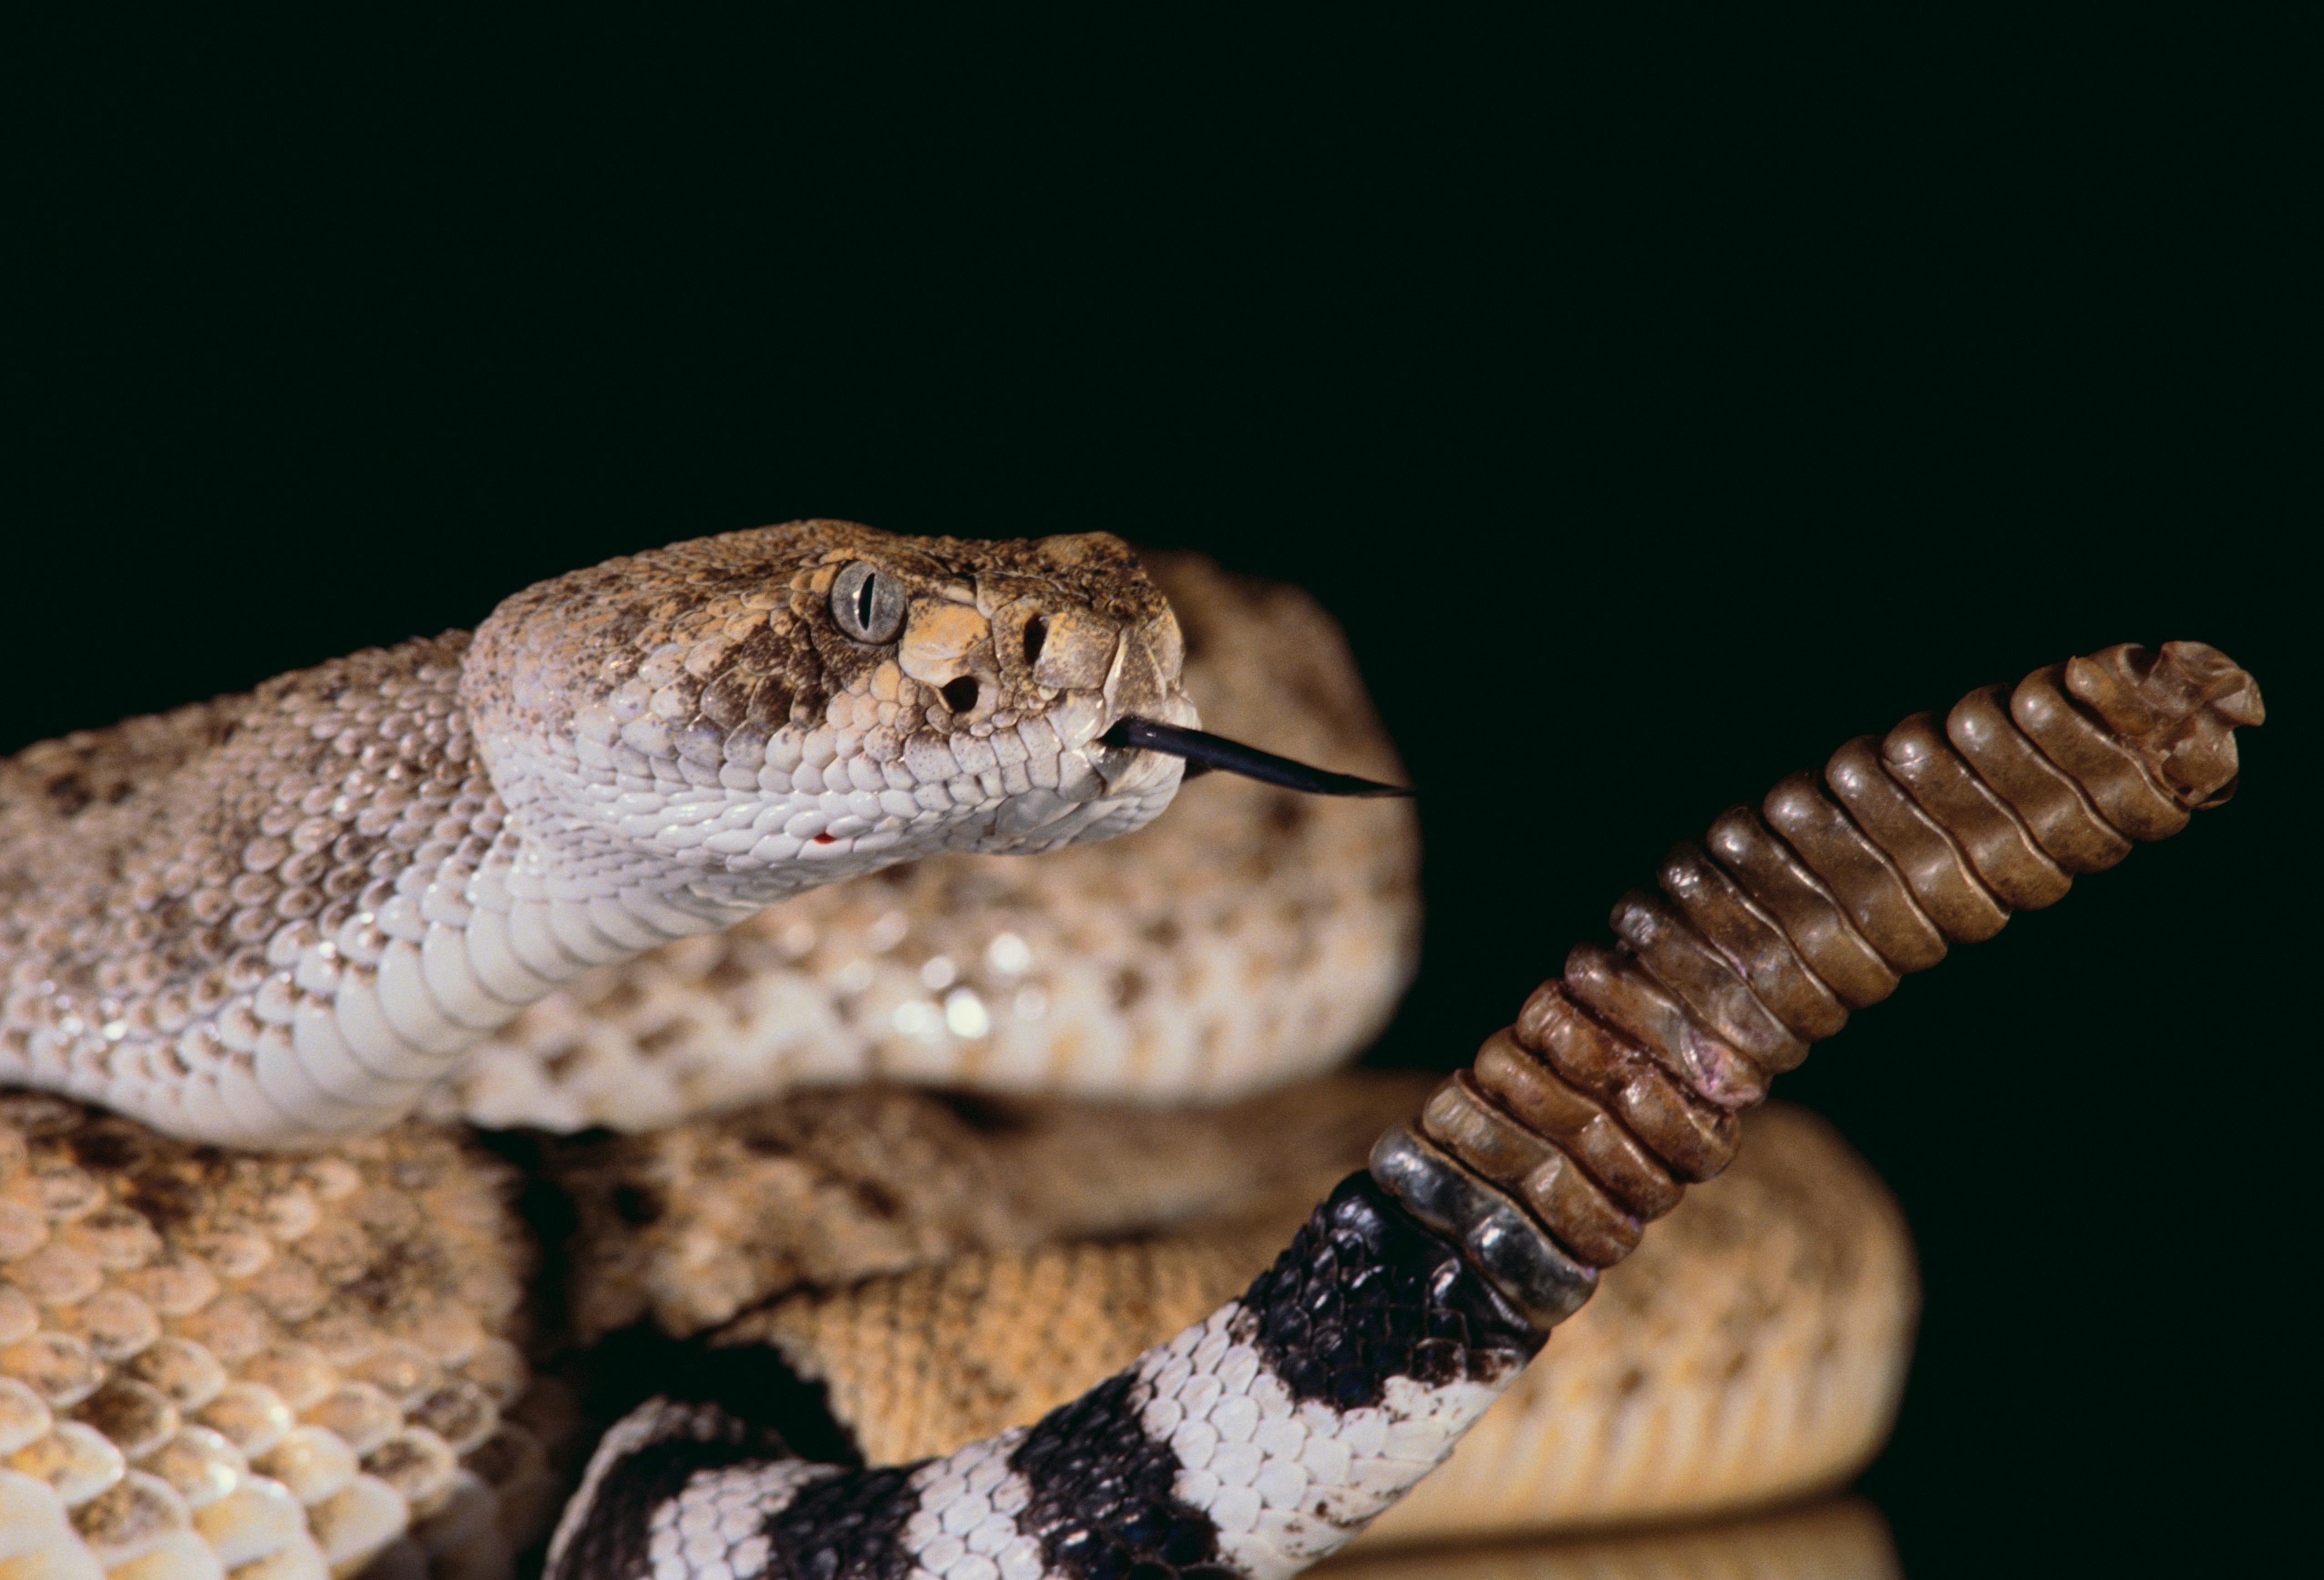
[{"xmin": 964, "ymin": 687, "xmax": 1196, "ymax": 855}]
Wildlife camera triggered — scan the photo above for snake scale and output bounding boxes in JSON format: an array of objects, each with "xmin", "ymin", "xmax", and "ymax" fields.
[{"xmin": 0, "ymin": 522, "xmax": 2259, "ymax": 1578}]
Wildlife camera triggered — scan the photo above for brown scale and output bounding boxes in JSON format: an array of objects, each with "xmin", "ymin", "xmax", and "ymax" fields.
[{"xmin": 1418, "ymin": 641, "xmax": 2262, "ymax": 1276}]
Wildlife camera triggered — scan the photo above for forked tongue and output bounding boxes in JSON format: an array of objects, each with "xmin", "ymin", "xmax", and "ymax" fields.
[{"xmin": 1101, "ymin": 717, "xmax": 1412, "ymax": 797}]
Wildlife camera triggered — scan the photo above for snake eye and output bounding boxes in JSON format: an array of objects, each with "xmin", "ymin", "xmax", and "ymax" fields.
[{"xmin": 829, "ymin": 562, "xmax": 907, "ymax": 644}]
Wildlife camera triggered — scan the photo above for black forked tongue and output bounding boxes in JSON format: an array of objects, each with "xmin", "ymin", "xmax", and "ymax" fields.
[{"xmin": 1102, "ymin": 717, "xmax": 1412, "ymax": 797}]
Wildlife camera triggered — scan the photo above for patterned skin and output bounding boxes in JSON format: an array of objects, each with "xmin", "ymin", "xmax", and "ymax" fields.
[
  {"xmin": 0, "ymin": 524, "xmax": 1195, "ymax": 1148},
  {"xmin": 9, "ymin": 523, "xmax": 2231, "ymax": 1577},
  {"xmin": 3, "ymin": 522, "xmax": 1505, "ymax": 1577},
  {"xmin": 546, "ymin": 1176, "xmax": 1545, "ymax": 1580}
]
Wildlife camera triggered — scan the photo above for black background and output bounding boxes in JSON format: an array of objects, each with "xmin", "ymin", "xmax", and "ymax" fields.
[{"xmin": 5, "ymin": 17, "xmax": 2307, "ymax": 1574}]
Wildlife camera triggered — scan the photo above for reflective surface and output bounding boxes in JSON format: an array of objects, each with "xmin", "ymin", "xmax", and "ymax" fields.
[{"xmin": 1316, "ymin": 1498, "xmax": 1897, "ymax": 1579}]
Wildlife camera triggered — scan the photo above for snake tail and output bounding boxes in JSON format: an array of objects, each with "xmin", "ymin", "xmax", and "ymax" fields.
[
  {"xmin": 1374, "ymin": 641, "xmax": 2261, "ymax": 1339},
  {"xmin": 550, "ymin": 1174, "xmax": 1542, "ymax": 1580},
  {"xmin": 552, "ymin": 641, "xmax": 2253, "ymax": 1580}
]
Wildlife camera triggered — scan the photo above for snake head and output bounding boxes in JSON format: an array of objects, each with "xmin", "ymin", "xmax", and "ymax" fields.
[{"xmin": 461, "ymin": 521, "xmax": 1200, "ymax": 917}]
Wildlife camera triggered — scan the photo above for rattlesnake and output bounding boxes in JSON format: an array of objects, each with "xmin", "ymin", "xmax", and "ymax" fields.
[{"xmin": 0, "ymin": 523, "xmax": 2255, "ymax": 1577}]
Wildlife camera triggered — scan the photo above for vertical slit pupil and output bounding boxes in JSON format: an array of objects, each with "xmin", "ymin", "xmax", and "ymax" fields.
[
  {"xmin": 1024, "ymin": 614, "xmax": 1049, "ymax": 667},
  {"xmin": 856, "ymin": 578, "xmax": 879, "ymax": 628}
]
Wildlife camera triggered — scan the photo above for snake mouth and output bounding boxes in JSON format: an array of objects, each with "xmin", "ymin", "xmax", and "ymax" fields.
[{"xmin": 1101, "ymin": 717, "xmax": 1413, "ymax": 798}]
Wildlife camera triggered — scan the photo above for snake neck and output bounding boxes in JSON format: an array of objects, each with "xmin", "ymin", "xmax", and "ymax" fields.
[
  {"xmin": 0, "ymin": 636, "xmax": 535, "ymax": 1146},
  {"xmin": 0, "ymin": 633, "xmax": 863, "ymax": 1149}
]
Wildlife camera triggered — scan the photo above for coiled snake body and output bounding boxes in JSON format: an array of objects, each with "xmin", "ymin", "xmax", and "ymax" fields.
[{"xmin": 0, "ymin": 523, "xmax": 2259, "ymax": 1578}]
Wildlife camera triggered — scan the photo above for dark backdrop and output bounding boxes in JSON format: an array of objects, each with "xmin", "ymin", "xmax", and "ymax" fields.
[{"xmin": 5, "ymin": 18, "xmax": 2305, "ymax": 1573}]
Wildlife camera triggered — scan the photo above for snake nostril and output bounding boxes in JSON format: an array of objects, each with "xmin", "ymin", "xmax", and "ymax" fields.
[
  {"xmin": 942, "ymin": 676, "xmax": 980, "ymax": 713},
  {"xmin": 1023, "ymin": 615, "xmax": 1048, "ymax": 668}
]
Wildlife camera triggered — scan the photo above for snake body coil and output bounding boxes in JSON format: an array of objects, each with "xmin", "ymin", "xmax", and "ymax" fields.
[{"xmin": 0, "ymin": 518, "xmax": 2262, "ymax": 1580}]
